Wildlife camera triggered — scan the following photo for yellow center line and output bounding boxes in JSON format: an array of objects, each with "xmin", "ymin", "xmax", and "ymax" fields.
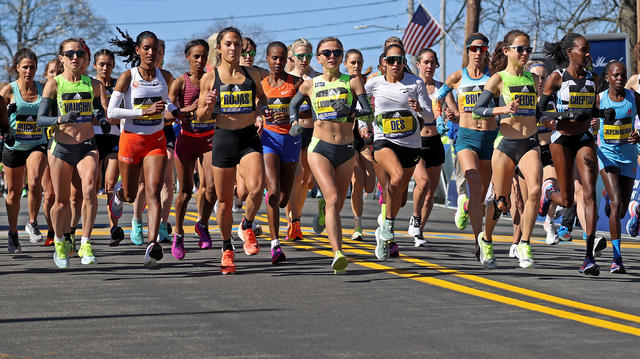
[{"xmin": 285, "ymin": 236, "xmax": 640, "ymax": 337}]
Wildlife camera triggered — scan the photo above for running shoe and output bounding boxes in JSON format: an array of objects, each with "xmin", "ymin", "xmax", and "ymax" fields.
[
  {"xmin": 65, "ymin": 234, "xmax": 76, "ymax": 257},
  {"xmin": 603, "ymin": 190, "xmax": 611, "ymax": 218},
  {"xmin": 143, "ymin": 242, "xmax": 163, "ymax": 267},
  {"xmin": 350, "ymin": 228, "xmax": 363, "ymax": 241},
  {"xmin": 109, "ymin": 183, "xmax": 124, "ymax": 219},
  {"xmin": 477, "ymin": 232, "xmax": 497, "ymax": 269},
  {"xmin": 543, "ymin": 220, "xmax": 558, "ymax": 245},
  {"xmin": 232, "ymin": 195, "xmax": 243, "ymax": 213},
  {"xmin": 130, "ymin": 218, "xmax": 144, "ymax": 246},
  {"xmin": 44, "ymin": 230, "xmax": 54, "ymax": 246},
  {"xmin": 287, "ymin": 221, "xmax": 303, "ymax": 241},
  {"xmin": 158, "ymin": 222, "xmax": 171, "ymax": 243},
  {"xmin": 539, "ymin": 179, "xmax": 554, "ymax": 217},
  {"xmin": 312, "ymin": 198, "xmax": 326, "ymax": 234},
  {"xmin": 509, "ymin": 243, "xmax": 518, "ymax": 258},
  {"xmin": 109, "ymin": 226, "xmax": 125, "ymax": 247},
  {"xmin": 21, "ymin": 188, "xmax": 27, "ymax": 198},
  {"xmin": 7, "ymin": 232, "xmax": 21, "ymax": 254},
  {"xmin": 389, "ymin": 241, "xmax": 399, "ymax": 257},
  {"xmin": 25, "ymin": 221, "xmax": 43, "ymax": 243},
  {"xmin": 220, "ymin": 249, "xmax": 236, "ymax": 274},
  {"xmin": 195, "ymin": 221, "xmax": 212, "ymax": 249},
  {"xmin": 557, "ymin": 225, "xmax": 572, "ymax": 241},
  {"xmin": 414, "ymin": 235, "xmax": 427, "ymax": 247},
  {"xmin": 78, "ymin": 242, "xmax": 95, "ymax": 265},
  {"xmin": 331, "ymin": 250, "xmax": 348, "ymax": 274},
  {"xmin": 377, "ymin": 212, "xmax": 384, "ymax": 227},
  {"xmin": 171, "ymin": 234, "xmax": 186, "ymax": 260},
  {"xmin": 455, "ymin": 194, "xmax": 469, "ymax": 230},
  {"xmin": 514, "ymin": 241, "xmax": 535, "ymax": 269},
  {"xmin": 53, "ymin": 240, "xmax": 68, "ymax": 269},
  {"xmin": 579, "ymin": 257, "xmax": 600, "ymax": 276},
  {"xmin": 237, "ymin": 218, "xmax": 259, "ymax": 255},
  {"xmin": 408, "ymin": 215, "xmax": 421, "ymax": 237},
  {"xmin": 374, "ymin": 227, "xmax": 389, "ymax": 261},
  {"xmin": 379, "ymin": 219, "xmax": 394, "ymax": 242},
  {"xmin": 610, "ymin": 258, "xmax": 626, "ymax": 274},
  {"xmin": 271, "ymin": 245, "xmax": 286, "ymax": 264},
  {"xmin": 626, "ymin": 201, "xmax": 640, "ymax": 237},
  {"xmin": 593, "ymin": 236, "xmax": 607, "ymax": 258}
]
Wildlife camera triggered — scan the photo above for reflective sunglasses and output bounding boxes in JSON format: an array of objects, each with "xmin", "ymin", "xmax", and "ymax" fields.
[
  {"xmin": 468, "ymin": 45, "xmax": 489, "ymax": 53},
  {"xmin": 294, "ymin": 53, "xmax": 313, "ymax": 60},
  {"xmin": 319, "ymin": 49, "xmax": 343, "ymax": 58},
  {"xmin": 384, "ymin": 56, "xmax": 406, "ymax": 65},
  {"xmin": 63, "ymin": 50, "xmax": 86, "ymax": 59},
  {"xmin": 241, "ymin": 50, "xmax": 256, "ymax": 57},
  {"xmin": 508, "ymin": 45, "xmax": 533, "ymax": 54}
]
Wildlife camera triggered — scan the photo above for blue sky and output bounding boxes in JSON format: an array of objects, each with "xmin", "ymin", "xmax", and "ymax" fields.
[{"xmin": 88, "ymin": 0, "xmax": 459, "ymax": 79}]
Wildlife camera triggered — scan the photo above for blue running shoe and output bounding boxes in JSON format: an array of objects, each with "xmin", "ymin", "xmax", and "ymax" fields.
[
  {"xmin": 626, "ymin": 201, "xmax": 640, "ymax": 237},
  {"xmin": 557, "ymin": 226, "xmax": 572, "ymax": 241},
  {"xmin": 131, "ymin": 218, "xmax": 144, "ymax": 246},
  {"xmin": 611, "ymin": 258, "xmax": 626, "ymax": 274},
  {"xmin": 579, "ymin": 257, "xmax": 600, "ymax": 276}
]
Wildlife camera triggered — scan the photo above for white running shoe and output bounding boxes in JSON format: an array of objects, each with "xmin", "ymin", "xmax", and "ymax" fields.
[
  {"xmin": 414, "ymin": 235, "xmax": 427, "ymax": 247},
  {"xmin": 407, "ymin": 215, "xmax": 421, "ymax": 237},
  {"xmin": 509, "ymin": 243, "xmax": 518, "ymax": 258},
  {"xmin": 544, "ymin": 220, "xmax": 559, "ymax": 245}
]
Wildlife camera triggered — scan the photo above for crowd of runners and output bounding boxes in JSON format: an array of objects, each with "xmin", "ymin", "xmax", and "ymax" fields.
[{"xmin": 1, "ymin": 26, "xmax": 639, "ymax": 276}]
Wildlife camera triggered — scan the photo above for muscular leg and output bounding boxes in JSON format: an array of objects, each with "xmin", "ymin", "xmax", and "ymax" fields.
[{"xmin": 76, "ymin": 152, "xmax": 99, "ymax": 239}]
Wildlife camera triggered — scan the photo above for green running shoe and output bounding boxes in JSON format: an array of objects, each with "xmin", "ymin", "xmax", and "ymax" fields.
[
  {"xmin": 350, "ymin": 228, "xmax": 363, "ymax": 241},
  {"xmin": 477, "ymin": 232, "xmax": 497, "ymax": 269},
  {"xmin": 515, "ymin": 241, "xmax": 534, "ymax": 269},
  {"xmin": 375, "ymin": 227, "xmax": 389, "ymax": 261},
  {"xmin": 65, "ymin": 234, "xmax": 76, "ymax": 257},
  {"xmin": 455, "ymin": 194, "xmax": 469, "ymax": 230},
  {"xmin": 380, "ymin": 219, "xmax": 394, "ymax": 242},
  {"xmin": 53, "ymin": 240, "xmax": 69, "ymax": 269},
  {"xmin": 78, "ymin": 242, "xmax": 96, "ymax": 265},
  {"xmin": 131, "ymin": 218, "xmax": 144, "ymax": 246},
  {"xmin": 312, "ymin": 198, "xmax": 326, "ymax": 234},
  {"xmin": 331, "ymin": 250, "xmax": 348, "ymax": 274}
]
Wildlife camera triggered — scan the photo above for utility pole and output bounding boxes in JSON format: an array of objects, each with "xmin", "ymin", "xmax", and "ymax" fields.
[
  {"xmin": 463, "ymin": 0, "xmax": 481, "ymax": 67},
  {"xmin": 408, "ymin": 0, "xmax": 417, "ymax": 73},
  {"xmin": 440, "ymin": 0, "xmax": 446, "ymax": 82}
]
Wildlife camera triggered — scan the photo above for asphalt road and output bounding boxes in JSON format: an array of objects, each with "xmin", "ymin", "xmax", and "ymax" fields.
[{"xmin": 1, "ymin": 194, "xmax": 640, "ymax": 358}]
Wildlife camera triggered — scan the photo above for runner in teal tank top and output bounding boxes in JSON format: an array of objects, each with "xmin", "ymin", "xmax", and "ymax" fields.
[{"xmin": 0, "ymin": 48, "xmax": 49, "ymax": 253}]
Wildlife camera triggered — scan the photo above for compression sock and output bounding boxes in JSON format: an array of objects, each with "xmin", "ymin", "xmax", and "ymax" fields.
[
  {"xmin": 222, "ymin": 239, "xmax": 234, "ymax": 251},
  {"xmin": 612, "ymin": 239, "xmax": 621, "ymax": 259},
  {"xmin": 242, "ymin": 218, "xmax": 253, "ymax": 230}
]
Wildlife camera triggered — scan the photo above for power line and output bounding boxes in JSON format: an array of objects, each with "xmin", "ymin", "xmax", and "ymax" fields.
[{"xmin": 107, "ymin": 0, "xmax": 399, "ymax": 26}]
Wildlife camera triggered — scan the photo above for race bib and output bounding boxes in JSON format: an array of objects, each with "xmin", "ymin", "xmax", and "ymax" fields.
[
  {"xmin": 61, "ymin": 92, "xmax": 93, "ymax": 122},
  {"xmin": 378, "ymin": 110, "xmax": 415, "ymax": 138},
  {"xmin": 509, "ymin": 85, "xmax": 536, "ymax": 116},
  {"xmin": 314, "ymin": 87, "xmax": 349, "ymax": 121},
  {"xmin": 219, "ymin": 85, "xmax": 253, "ymax": 114},
  {"xmin": 458, "ymin": 85, "xmax": 483, "ymax": 112},
  {"xmin": 133, "ymin": 96, "xmax": 163, "ymax": 126},
  {"xmin": 14, "ymin": 115, "xmax": 42, "ymax": 140},
  {"xmin": 603, "ymin": 116, "xmax": 632, "ymax": 144},
  {"xmin": 568, "ymin": 85, "xmax": 595, "ymax": 110}
]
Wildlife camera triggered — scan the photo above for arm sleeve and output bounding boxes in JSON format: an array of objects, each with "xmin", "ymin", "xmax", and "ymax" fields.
[
  {"xmin": 93, "ymin": 97, "xmax": 106, "ymax": 121},
  {"xmin": 472, "ymin": 90, "xmax": 496, "ymax": 117},
  {"xmin": 288, "ymin": 91, "xmax": 306, "ymax": 124},
  {"xmin": 36, "ymin": 97, "xmax": 59, "ymax": 127},
  {"xmin": 107, "ymin": 91, "xmax": 142, "ymax": 119},
  {"xmin": 352, "ymin": 93, "xmax": 372, "ymax": 121}
]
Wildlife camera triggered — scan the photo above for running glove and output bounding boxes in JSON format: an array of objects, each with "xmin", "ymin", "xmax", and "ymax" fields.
[
  {"xmin": 436, "ymin": 115, "xmax": 449, "ymax": 136},
  {"xmin": 6, "ymin": 102, "xmax": 17, "ymax": 117},
  {"xmin": 59, "ymin": 110, "xmax": 80, "ymax": 124},
  {"xmin": 1, "ymin": 129, "xmax": 15, "ymax": 147},
  {"xmin": 289, "ymin": 123, "xmax": 302, "ymax": 137},
  {"xmin": 99, "ymin": 118, "xmax": 111, "ymax": 134}
]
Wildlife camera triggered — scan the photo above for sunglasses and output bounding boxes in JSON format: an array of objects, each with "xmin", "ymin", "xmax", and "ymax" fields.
[
  {"xmin": 384, "ymin": 56, "xmax": 406, "ymax": 65},
  {"xmin": 319, "ymin": 49, "xmax": 343, "ymax": 58},
  {"xmin": 63, "ymin": 50, "xmax": 86, "ymax": 59},
  {"xmin": 468, "ymin": 45, "xmax": 489, "ymax": 53},
  {"xmin": 241, "ymin": 50, "xmax": 256, "ymax": 57},
  {"xmin": 508, "ymin": 45, "xmax": 533, "ymax": 54},
  {"xmin": 294, "ymin": 53, "xmax": 313, "ymax": 60}
]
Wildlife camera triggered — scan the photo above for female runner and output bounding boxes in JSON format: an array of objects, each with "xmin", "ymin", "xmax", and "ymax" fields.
[
  {"xmin": 0, "ymin": 49, "xmax": 48, "ymax": 252},
  {"xmin": 37, "ymin": 38, "xmax": 109, "ymax": 268},
  {"xmin": 196, "ymin": 27, "xmax": 267, "ymax": 274},
  {"xmin": 366, "ymin": 44, "xmax": 432, "ymax": 260},
  {"xmin": 473, "ymin": 30, "xmax": 540, "ymax": 269},
  {"xmin": 289, "ymin": 36, "xmax": 371, "ymax": 273},
  {"xmin": 261, "ymin": 41, "xmax": 303, "ymax": 263},
  {"xmin": 169, "ymin": 39, "xmax": 217, "ymax": 259},
  {"xmin": 432, "ymin": 33, "xmax": 498, "ymax": 260},
  {"xmin": 108, "ymin": 29, "xmax": 185, "ymax": 266}
]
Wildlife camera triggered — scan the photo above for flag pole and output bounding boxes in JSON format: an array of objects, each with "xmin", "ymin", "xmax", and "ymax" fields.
[{"xmin": 416, "ymin": 0, "xmax": 462, "ymax": 53}]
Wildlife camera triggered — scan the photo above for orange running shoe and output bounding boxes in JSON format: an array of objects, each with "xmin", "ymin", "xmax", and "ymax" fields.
[
  {"xmin": 44, "ymin": 231, "xmax": 54, "ymax": 246},
  {"xmin": 237, "ymin": 219, "xmax": 259, "ymax": 255},
  {"xmin": 220, "ymin": 250, "xmax": 236, "ymax": 274},
  {"xmin": 288, "ymin": 221, "xmax": 303, "ymax": 241}
]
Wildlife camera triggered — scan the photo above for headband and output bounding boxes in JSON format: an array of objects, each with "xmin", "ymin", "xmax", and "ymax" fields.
[{"xmin": 466, "ymin": 34, "xmax": 489, "ymax": 48}]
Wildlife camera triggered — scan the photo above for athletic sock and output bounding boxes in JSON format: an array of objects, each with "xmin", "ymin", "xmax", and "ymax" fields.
[
  {"xmin": 612, "ymin": 239, "xmax": 621, "ymax": 259},
  {"xmin": 585, "ymin": 234, "xmax": 595, "ymax": 259},
  {"xmin": 381, "ymin": 203, "xmax": 387, "ymax": 218},
  {"xmin": 222, "ymin": 239, "xmax": 233, "ymax": 251},
  {"xmin": 291, "ymin": 218, "xmax": 300, "ymax": 223},
  {"xmin": 70, "ymin": 227, "xmax": 76, "ymax": 235},
  {"xmin": 81, "ymin": 237, "xmax": 89, "ymax": 244},
  {"xmin": 242, "ymin": 218, "xmax": 253, "ymax": 230},
  {"xmin": 54, "ymin": 236, "xmax": 64, "ymax": 243},
  {"xmin": 271, "ymin": 239, "xmax": 280, "ymax": 249},
  {"xmin": 354, "ymin": 216, "xmax": 362, "ymax": 229}
]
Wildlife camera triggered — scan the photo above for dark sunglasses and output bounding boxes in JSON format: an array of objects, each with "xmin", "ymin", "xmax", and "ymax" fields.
[
  {"xmin": 294, "ymin": 53, "xmax": 313, "ymax": 60},
  {"xmin": 508, "ymin": 45, "xmax": 533, "ymax": 54},
  {"xmin": 468, "ymin": 45, "xmax": 489, "ymax": 53},
  {"xmin": 241, "ymin": 50, "xmax": 256, "ymax": 57},
  {"xmin": 63, "ymin": 50, "xmax": 86, "ymax": 59},
  {"xmin": 319, "ymin": 49, "xmax": 343, "ymax": 58},
  {"xmin": 384, "ymin": 56, "xmax": 406, "ymax": 65}
]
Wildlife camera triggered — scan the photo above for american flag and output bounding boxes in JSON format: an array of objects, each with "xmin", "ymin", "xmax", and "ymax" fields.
[{"xmin": 401, "ymin": 5, "xmax": 442, "ymax": 56}]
